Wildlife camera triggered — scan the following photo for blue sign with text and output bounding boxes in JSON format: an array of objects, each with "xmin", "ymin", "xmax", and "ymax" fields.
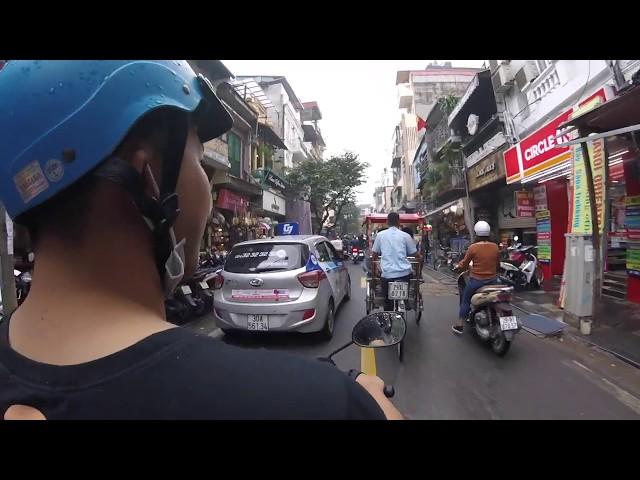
[{"xmin": 275, "ymin": 222, "xmax": 299, "ymax": 235}]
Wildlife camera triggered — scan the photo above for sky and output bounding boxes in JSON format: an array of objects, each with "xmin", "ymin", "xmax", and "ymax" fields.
[{"xmin": 221, "ymin": 60, "xmax": 486, "ymax": 205}]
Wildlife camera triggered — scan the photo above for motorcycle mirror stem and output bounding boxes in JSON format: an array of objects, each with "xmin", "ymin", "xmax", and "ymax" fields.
[{"xmin": 327, "ymin": 340, "xmax": 354, "ymax": 361}]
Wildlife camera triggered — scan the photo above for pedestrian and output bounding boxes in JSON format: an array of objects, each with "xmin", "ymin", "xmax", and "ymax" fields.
[{"xmin": 0, "ymin": 60, "xmax": 401, "ymax": 420}]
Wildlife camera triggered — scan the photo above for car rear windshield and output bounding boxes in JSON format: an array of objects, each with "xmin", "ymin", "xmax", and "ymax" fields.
[{"xmin": 224, "ymin": 243, "xmax": 309, "ymax": 273}]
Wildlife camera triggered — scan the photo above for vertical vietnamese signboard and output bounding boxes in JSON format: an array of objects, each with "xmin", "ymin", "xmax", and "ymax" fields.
[
  {"xmin": 534, "ymin": 185, "xmax": 551, "ymax": 264},
  {"xmin": 571, "ymin": 138, "xmax": 606, "ymax": 234},
  {"xmin": 536, "ymin": 210, "xmax": 552, "ymax": 264},
  {"xmin": 625, "ymin": 195, "xmax": 640, "ymax": 240}
]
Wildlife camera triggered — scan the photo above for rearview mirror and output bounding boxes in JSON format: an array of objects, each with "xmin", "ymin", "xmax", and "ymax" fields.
[{"xmin": 352, "ymin": 312, "xmax": 407, "ymax": 348}]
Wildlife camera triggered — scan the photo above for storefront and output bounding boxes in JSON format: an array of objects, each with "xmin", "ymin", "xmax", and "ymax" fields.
[
  {"xmin": 259, "ymin": 189, "xmax": 287, "ymax": 224},
  {"xmin": 212, "ymin": 187, "xmax": 261, "ymax": 247},
  {"xmin": 466, "ymin": 146, "xmax": 508, "ymax": 243},
  {"xmin": 425, "ymin": 198, "xmax": 469, "ymax": 253},
  {"xmin": 503, "ymin": 86, "xmax": 614, "ymax": 283}
]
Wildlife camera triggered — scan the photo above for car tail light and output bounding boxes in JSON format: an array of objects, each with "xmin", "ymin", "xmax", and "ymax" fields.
[
  {"xmin": 213, "ymin": 273, "xmax": 224, "ymax": 290},
  {"xmin": 297, "ymin": 270, "xmax": 326, "ymax": 288},
  {"xmin": 302, "ymin": 309, "xmax": 316, "ymax": 320}
]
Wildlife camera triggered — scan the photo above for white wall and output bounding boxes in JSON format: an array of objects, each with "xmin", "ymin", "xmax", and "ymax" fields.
[
  {"xmin": 502, "ymin": 60, "xmax": 612, "ymax": 140},
  {"xmin": 262, "ymin": 81, "xmax": 306, "ymax": 169}
]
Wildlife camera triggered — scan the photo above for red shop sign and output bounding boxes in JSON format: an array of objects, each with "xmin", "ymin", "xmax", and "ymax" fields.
[
  {"xmin": 504, "ymin": 145, "xmax": 521, "ymax": 184},
  {"xmin": 216, "ymin": 188, "xmax": 249, "ymax": 213},
  {"xmin": 515, "ymin": 191, "xmax": 535, "ymax": 218},
  {"xmin": 503, "ymin": 86, "xmax": 613, "ymax": 184},
  {"xmin": 519, "ymin": 110, "xmax": 573, "ymax": 176}
]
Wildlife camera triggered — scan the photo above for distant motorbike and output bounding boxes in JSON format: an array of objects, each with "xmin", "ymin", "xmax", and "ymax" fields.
[{"xmin": 352, "ymin": 246, "xmax": 364, "ymax": 264}]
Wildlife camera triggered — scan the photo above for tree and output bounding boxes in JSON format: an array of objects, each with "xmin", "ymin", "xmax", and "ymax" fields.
[
  {"xmin": 286, "ymin": 152, "xmax": 368, "ymax": 234},
  {"xmin": 337, "ymin": 201, "xmax": 361, "ymax": 236}
]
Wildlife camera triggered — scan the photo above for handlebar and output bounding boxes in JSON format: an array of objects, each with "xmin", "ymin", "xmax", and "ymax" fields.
[{"xmin": 348, "ymin": 369, "xmax": 395, "ymax": 398}]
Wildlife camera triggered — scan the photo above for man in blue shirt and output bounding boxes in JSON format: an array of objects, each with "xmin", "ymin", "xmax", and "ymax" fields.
[{"xmin": 371, "ymin": 212, "xmax": 418, "ymax": 311}]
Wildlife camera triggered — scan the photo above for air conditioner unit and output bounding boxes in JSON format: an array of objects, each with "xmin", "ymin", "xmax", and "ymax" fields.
[
  {"xmin": 491, "ymin": 64, "xmax": 514, "ymax": 94},
  {"xmin": 514, "ymin": 61, "xmax": 540, "ymax": 90}
]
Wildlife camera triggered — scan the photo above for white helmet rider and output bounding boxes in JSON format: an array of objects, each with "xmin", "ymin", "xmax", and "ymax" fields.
[{"xmin": 474, "ymin": 221, "xmax": 491, "ymax": 237}]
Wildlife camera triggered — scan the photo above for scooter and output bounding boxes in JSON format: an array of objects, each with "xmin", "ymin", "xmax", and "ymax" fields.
[
  {"xmin": 352, "ymin": 246, "xmax": 364, "ymax": 264},
  {"xmin": 456, "ymin": 268, "xmax": 521, "ymax": 356},
  {"xmin": 14, "ymin": 269, "xmax": 32, "ymax": 305},
  {"xmin": 500, "ymin": 245, "xmax": 543, "ymax": 290},
  {"xmin": 165, "ymin": 282, "xmax": 201, "ymax": 325},
  {"xmin": 318, "ymin": 311, "xmax": 407, "ymax": 398},
  {"xmin": 189, "ymin": 266, "xmax": 222, "ymax": 316}
]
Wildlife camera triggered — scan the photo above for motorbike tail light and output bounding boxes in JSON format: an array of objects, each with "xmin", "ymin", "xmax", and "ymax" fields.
[
  {"xmin": 213, "ymin": 274, "xmax": 224, "ymax": 290},
  {"xmin": 297, "ymin": 270, "xmax": 326, "ymax": 288},
  {"xmin": 352, "ymin": 248, "xmax": 358, "ymax": 253},
  {"xmin": 497, "ymin": 293, "xmax": 512, "ymax": 302},
  {"xmin": 302, "ymin": 309, "xmax": 316, "ymax": 320}
]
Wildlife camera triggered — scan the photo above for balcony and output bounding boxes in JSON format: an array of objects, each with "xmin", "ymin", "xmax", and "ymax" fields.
[
  {"xmin": 523, "ymin": 63, "xmax": 561, "ymax": 104},
  {"xmin": 398, "ymin": 84, "xmax": 413, "ymax": 109}
]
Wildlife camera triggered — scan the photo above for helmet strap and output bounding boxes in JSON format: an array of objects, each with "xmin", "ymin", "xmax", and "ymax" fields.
[{"xmin": 92, "ymin": 113, "xmax": 190, "ymax": 297}]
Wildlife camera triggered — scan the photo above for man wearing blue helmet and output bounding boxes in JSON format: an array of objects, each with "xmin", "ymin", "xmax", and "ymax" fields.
[{"xmin": 0, "ymin": 60, "xmax": 401, "ymax": 420}]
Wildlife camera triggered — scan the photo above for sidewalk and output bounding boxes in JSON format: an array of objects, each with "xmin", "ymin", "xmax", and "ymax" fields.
[
  {"xmin": 423, "ymin": 266, "xmax": 640, "ymax": 368},
  {"xmin": 513, "ymin": 278, "xmax": 640, "ymax": 368}
]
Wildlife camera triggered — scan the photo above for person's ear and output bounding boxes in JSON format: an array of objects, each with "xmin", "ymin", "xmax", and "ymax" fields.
[
  {"xmin": 130, "ymin": 147, "xmax": 162, "ymax": 200},
  {"xmin": 130, "ymin": 147, "xmax": 154, "ymax": 176}
]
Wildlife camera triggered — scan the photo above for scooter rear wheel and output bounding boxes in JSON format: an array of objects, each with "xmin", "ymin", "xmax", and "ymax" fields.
[{"xmin": 491, "ymin": 333, "xmax": 511, "ymax": 356}]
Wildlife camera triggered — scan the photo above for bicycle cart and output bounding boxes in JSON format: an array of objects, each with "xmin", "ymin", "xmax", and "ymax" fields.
[{"xmin": 362, "ymin": 214, "xmax": 426, "ymax": 361}]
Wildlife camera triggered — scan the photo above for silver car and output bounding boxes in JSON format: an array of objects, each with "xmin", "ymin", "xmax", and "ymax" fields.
[{"xmin": 213, "ymin": 235, "xmax": 351, "ymax": 339}]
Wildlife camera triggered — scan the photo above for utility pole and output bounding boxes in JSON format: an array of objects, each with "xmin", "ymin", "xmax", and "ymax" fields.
[{"xmin": 0, "ymin": 202, "xmax": 17, "ymax": 315}]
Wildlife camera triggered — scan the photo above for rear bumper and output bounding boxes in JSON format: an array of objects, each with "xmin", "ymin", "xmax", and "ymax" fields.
[{"xmin": 213, "ymin": 290, "xmax": 326, "ymax": 333}]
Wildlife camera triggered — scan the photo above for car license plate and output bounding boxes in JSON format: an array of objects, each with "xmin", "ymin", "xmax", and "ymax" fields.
[
  {"xmin": 499, "ymin": 315, "xmax": 518, "ymax": 331},
  {"xmin": 200, "ymin": 281, "xmax": 210, "ymax": 290},
  {"xmin": 248, "ymin": 314, "xmax": 269, "ymax": 331},
  {"xmin": 180, "ymin": 285, "xmax": 192, "ymax": 295},
  {"xmin": 388, "ymin": 282, "xmax": 409, "ymax": 300}
]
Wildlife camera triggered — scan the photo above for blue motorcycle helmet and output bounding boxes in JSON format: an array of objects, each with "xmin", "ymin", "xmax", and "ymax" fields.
[{"xmin": 0, "ymin": 60, "xmax": 233, "ymax": 293}]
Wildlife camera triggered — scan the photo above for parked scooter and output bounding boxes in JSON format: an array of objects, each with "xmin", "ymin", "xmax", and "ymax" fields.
[
  {"xmin": 500, "ymin": 241, "xmax": 543, "ymax": 290},
  {"xmin": 14, "ymin": 269, "xmax": 32, "ymax": 305},
  {"xmin": 317, "ymin": 311, "xmax": 407, "ymax": 398},
  {"xmin": 456, "ymin": 268, "xmax": 521, "ymax": 356}
]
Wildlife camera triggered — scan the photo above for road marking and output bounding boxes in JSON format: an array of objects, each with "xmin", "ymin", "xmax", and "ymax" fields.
[{"xmin": 570, "ymin": 360, "xmax": 640, "ymax": 416}]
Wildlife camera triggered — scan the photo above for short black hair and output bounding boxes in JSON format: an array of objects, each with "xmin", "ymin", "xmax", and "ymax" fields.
[
  {"xmin": 387, "ymin": 212, "xmax": 400, "ymax": 227},
  {"xmin": 402, "ymin": 226, "xmax": 414, "ymax": 238}
]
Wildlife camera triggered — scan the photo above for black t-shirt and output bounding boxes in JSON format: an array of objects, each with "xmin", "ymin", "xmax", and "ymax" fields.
[{"xmin": 0, "ymin": 317, "xmax": 386, "ymax": 420}]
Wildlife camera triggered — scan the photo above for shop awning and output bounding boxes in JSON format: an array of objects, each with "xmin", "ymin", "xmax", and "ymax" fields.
[
  {"xmin": 556, "ymin": 84, "xmax": 640, "ymax": 146},
  {"xmin": 424, "ymin": 199, "xmax": 460, "ymax": 218},
  {"xmin": 258, "ymin": 123, "xmax": 287, "ymax": 150}
]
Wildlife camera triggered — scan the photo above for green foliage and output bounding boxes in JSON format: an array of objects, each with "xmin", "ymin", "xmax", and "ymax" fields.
[{"xmin": 286, "ymin": 151, "xmax": 369, "ymax": 234}]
